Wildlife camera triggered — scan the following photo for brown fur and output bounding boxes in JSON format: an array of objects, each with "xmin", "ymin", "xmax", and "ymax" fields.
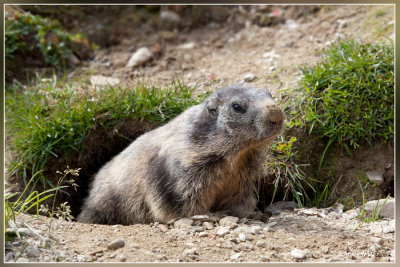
[{"xmin": 77, "ymin": 84, "xmax": 284, "ymax": 224}]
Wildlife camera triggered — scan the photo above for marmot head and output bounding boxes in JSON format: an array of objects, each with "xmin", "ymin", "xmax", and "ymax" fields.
[{"xmin": 204, "ymin": 84, "xmax": 284, "ymax": 145}]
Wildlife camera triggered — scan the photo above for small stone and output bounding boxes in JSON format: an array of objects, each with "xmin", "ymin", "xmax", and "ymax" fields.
[
  {"xmin": 369, "ymin": 224, "xmax": 383, "ymax": 234},
  {"xmin": 90, "ymin": 75, "xmax": 120, "ymax": 87},
  {"xmin": 190, "ymin": 215, "xmax": 210, "ymax": 222},
  {"xmin": 342, "ymin": 209, "xmax": 358, "ymax": 220},
  {"xmin": 244, "ymin": 243, "xmax": 254, "ymax": 250},
  {"xmin": 216, "ymin": 227, "xmax": 230, "ymax": 237},
  {"xmin": 5, "ymin": 252, "xmax": 14, "ymax": 262},
  {"xmin": 192, "ymin": 227, "xmax": 205, "ymax": 232},
  {"xmin": 285, "ymin": 19, "xmax": 299, "ymax": 29},
  {"xmin": 118, "ymin": 254, "xmax": 126, "ymax": 262},
  {"xmin": 256, "ymin": 240, "xmax": 267, "ymax": 248},
  {"xmin": 243, "ymin": 73, "xmax": 256, "ymax": 82},
  {"xmin": 260, "ymin": 255, "xmax": 270, "ymax": 262},
  {"xmin": 337, "ymin": 19, "xmax": 348, "ymax": 29},
  {"xmin": 382, "ymin": 225, "xmax": 394, "ymax": 234},
  {"xmin": 160, "ymin": 10, "xmax": 180, "ymax": 23},
  {"xmin": 219, "ymin": 216, "xmax": 239, "ymax": 227},
  {"xmin": 370, "ymin": 237, "xmax": 384, "ymax": 244},
  {"xmin": 126, "ymin": 47, "xmax": 152, "ymax": 68},
  {"xmin": 233, "ymin": 225, "xmax": 252, "ymax": 234},
  {"xmin": 178, "ymin": 42, "xmax": 196, "ymax": 50},
  {"xmin": 198, "ymin": 232, "xmax": 208, "ymax": 237},
  {"xmin": 328, "ymin": 211, "xmax": 342, "ymax": 219},
  {"xmin": 251, "ymin": 226, "xmax": 262, "ymax": 235},
  {"xmin": 238, "ymin": 233, "xmax": 246, "ymax": 242},
  {"xmin": 107, "ymin": 238, "xmax": 125, "ymax": 250},
  {"xmin": 269, "ymin": 66, "xmax": 276, "ymax": 72},
  {"xmin": 158, "ymin": 224, "xmax": 169, "ymax": 232},
  {"xmin": 366, "ymin": 171, "xmax": 384, "ymax": 184},
  {"xmin": 68, "ymin": 53, "xmax": 80, "ymax": 66},
  {"xmin": 291, "ymin": 248, "xmax": 312, "ymax": 259},
  {"xmin": 174, "ymin": 218, "xmax": 194, "ymax": 229},
  {"xmin": 365, "ymin": 198, "xmax": 395, "ymax": 219},
  {"xmin": 130, "ymin": 243, "xmax": 140, "ymax": 249},
  {"xmin": 230, "ymin": 252, "xmax": 242, "ymax": 260},
  {"xmin": 202, "ymin": 221, "xmax": 214, "ymax": 230},
  {"xmin": 26, "ymin": 245, "xmax": 40, "ymax": 258},
  {"xmin": 321, "ymin": 246, "xmax": 330, "ymax": 254},
  {"xmin": 183, "ymin": 247, "xmax": 197, "ymax": 255},
  {"xmin": 223, "ymin": 241, "xmax": 234, "ymax": 248}
]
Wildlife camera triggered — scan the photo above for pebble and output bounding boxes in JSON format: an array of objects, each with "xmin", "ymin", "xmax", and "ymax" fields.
[
  {"xmin": 90, "ymin": 75, "xmax": 120, "ymax": 87},
  {"xmin": 202, "ymin": 222, "xmax": 214, "ymax": 230},
  {"xmin": 369, "ymin": 224, "xmax": 383, "ymax": 234},
  {"xmin": 230, "ymin": 252, "xmax": 242, "ymax": 260},
  {"xmin": 219, "ymin": 216, "xmax": 239, "ymax": 227},
  {"xmin": 198, "ymin": 232, "xmax": 208, "ymax": 237},
  {"xmin": 158, "ymin": 224, "xmax": 169, "ymax": 232},
  {"xmin": 160, "ymin": 10, "xmax": 180, "ymax": 23},
  {"xmin": 366, "ymin": 171, "xmax": 383, "ymax": 184},
  {"xmin": 183, "ymin": 248, "xmax": 197, "ymax": 255},
  {"xmin": 369, "ymin": 236, "xmax": 384, "ymax": 245},
  {"xmin": 178, "ymin": 42, "xmax": 196, "ymax": 50},
  {"xmin": 365, "ymin": 198, "xmax": 395, "ymax": 219},
  {"xmin": 174, "ymin": 218, "xmax": 194, "ymax": 229},
  {"xmin": 243, "ymin": 73, "xmax": 256, "ymax": 82},
  {"xmin": 190, "ymin": 215, "xmax": 210, "ymax": 222},
  {"xmin": 291, "ymin": 248, "xmax": 312, "ymax": 259},
  {"xmin": 238, "ymin": 233, "xmax": 246, "ymax": 242},
  {"xmin": 244, "ymin": 243, "xmax": 254, "ymax": 250},
  {"xmin": 342, "ymin": 209, "xmax": 358, "ymax": 220},
  {"xmin": 256, "ymin": 240, "xmax": 267, "ymax": 248},
  {"xmin": 130, "ymin": 243, "xmax": 140, "ymax": 249},
  {"xmin": 107, "ymin": 238, "xmax": 125, "ymax": 250},
  {"xmin": 26, "ymin": 245, "xmax": 40, "ymax": 258},
  {"xmin": 216, "ymin": 227, "xmax": 230, "ymax": 237},
  {"xmin": 233, "ymin": 225, "xmax": 251, "ymax": 234},
  {"xmin": 118, "ymin": 254, "xmax": 126, "ymax": 262},
  {"xmin": 192, "ymin": 227, "xmax": 205, "ymax": 233},
  {"xmin": 251, "ymin": 226, "xmax": 262, "ymax": 235},
  {"xmin": 126, "ymin": 47, "xmax": 152, "ymax": 68},
  {"xmin": 5, "ymin": 252, "xmax": 14, "ymax": 262},
  {"xmin": 223, "ymin": 241, "xmax": 235, "ymax": 248}
]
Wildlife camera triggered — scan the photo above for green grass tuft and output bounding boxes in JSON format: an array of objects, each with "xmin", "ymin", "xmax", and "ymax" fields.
[
  {"xmin": 299, "ymin": 39, "xmax": 394, "ymax": 151},
  {"xmin": 6, "ymin": 77, "xmax": 207, "ymax": 188}
]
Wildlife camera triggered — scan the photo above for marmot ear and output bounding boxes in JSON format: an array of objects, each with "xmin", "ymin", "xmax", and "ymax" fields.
[{"xmin": 206, "ymin": 94, "xmax": 220, "ymax": 116}]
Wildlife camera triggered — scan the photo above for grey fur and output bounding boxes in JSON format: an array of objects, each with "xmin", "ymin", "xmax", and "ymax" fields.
[{"xmin": 77, "ymin": 84, "xmax": 284, "ymax": 224}]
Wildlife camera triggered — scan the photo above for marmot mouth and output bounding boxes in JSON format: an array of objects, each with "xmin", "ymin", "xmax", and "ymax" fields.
[{"xmin": 258, "ymin": 120, "xmax": 284, "ymax": 141}]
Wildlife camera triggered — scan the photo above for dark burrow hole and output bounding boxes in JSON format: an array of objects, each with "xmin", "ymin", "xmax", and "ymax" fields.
[{"xmin": 18, "ymin": 120, "xmax": 156, "ymax": 219}]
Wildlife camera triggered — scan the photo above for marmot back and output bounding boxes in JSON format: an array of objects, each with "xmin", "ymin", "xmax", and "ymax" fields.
[{"xmin": 77, "ymin": 84, "xmax": 284, "ymax": 224}]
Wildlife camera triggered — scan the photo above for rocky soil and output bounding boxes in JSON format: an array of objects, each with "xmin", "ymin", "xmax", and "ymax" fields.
[
  {"xmin": 5, "ymin": 199, "xmax": 395, "ymax": 263},
  {"xmin": 4, "ymin": 4, "xmax": 395, "ymax": 263}
]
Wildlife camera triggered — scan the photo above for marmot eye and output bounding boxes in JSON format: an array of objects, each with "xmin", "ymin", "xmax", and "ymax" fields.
[{"xmin": 232, "ymin": 103, "xmax": 245, "ymax": 113}]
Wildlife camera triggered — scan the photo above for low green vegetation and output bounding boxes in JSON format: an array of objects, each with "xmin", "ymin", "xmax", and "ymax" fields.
[
  {"xmin": 5, "ymin": 11, "xmax": 81, "ymax": 67},
  {"xmin": 272, "ymin": 38, "xmax": 394, "ymax": 208},
  {"xmin": 267, "ymin": 136, "xmax": 313, "ymax": 208},
  {"xmin": 6, "ymin": 78, "xmax": 207, "ymax": 189}
]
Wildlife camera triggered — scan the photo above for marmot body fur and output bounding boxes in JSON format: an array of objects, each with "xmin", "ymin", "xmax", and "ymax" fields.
[{"xmin": 77, "ymin": 84, "xmax": 284, "ymax": 224}]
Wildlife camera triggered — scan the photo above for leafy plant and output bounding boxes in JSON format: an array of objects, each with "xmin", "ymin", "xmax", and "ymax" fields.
[{"xmin": 5, "ymin": 10, "xmax": 80, "ymax": 67}]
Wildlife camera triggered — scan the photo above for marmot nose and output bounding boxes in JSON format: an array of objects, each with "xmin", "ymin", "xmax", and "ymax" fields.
[{"xmin": 264, "ymin": 103, "xmax": 284, "ymax": 125}]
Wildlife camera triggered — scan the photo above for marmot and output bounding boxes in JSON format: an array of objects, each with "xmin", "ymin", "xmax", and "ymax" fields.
[{"xmin": 77, "ymin": 84, "xmax": 284, "ymax": 224}]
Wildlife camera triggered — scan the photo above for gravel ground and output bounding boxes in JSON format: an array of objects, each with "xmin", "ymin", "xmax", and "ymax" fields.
[{"xmin": 5, "ymin": 200, "xmax": 395, "ymax": 263}]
